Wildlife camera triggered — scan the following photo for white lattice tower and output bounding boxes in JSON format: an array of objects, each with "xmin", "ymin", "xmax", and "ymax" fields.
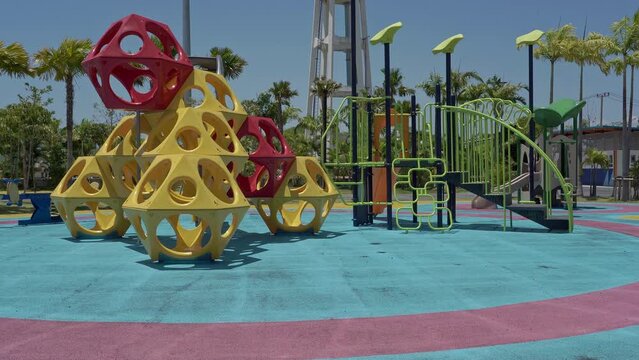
[{"xmin": 307, "ymin": 0, "xmax": 371, "ymax": 116}]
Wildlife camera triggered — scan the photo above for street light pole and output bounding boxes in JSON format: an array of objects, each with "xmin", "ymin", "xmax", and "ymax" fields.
[{"xmin": 597, "ymin": 92, "xmax": 610, "ymax": 127}]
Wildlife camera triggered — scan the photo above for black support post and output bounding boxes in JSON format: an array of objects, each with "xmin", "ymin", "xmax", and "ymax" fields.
[
  {"xmin": 435, "ymin": 84, "xmax": 443, "ymax": 228},
  {"xmin": 367, "ymin": 98, "xmax": 374, "ymax": 224},
  {"xmin": 450, "ymin": 94, "xmax": 457, "ymax": 222},
  {"xmin": 445, "ymin": 53, "xmax": 455, "ymax": 225},
  {"xmin": 349, "ymin": 0, "xmax": 361, "ymax": 226},
  {"xmin": 410, "ymin": 95, "xmax": 417, "ymax": 223},
  {"xmin": 384, "ymin": 43, "xmax": 393, "ymax": 230},
  {"xmin": 528, "ymin": 44, "xmax": 536, "ymax": 200}
]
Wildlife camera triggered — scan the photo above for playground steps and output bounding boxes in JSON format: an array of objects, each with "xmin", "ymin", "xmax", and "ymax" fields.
[
  {"xmin": 506, "ymin": 204, "xmax": 570, "ymax": 231},
  {"xmin": 444, "ymin": 171, "xmax": 570, "ymax": 231}
]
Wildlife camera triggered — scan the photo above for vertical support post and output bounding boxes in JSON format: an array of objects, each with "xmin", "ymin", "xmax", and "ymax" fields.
[
  {"xmin": 435, "ymin": 84, "xmax": 443, "ymax": 227},
  {"xmin": 350, "ymin": 0, "xmax": 361, "ymax": 226},
  {"xmin": 410, "ymin": 95, "xmax": 417, "ymax": 223},
  {"xmin": 445, "ymin": 53, "xmax": 455, "ymax": 224},
  {"xmin": 370, "ymin": 21, "xmax": 402, "ymax": 227},
  {"xmin": 322, "ymin": 95, "xmax": 328, "ymax": 164},
  {"xmin": 367, "ymin": 98, "xmax": 374, "ymax": 224},
  {"xmin": 384, "ymin": 43, "xmax": 393, "ymax": 230},
  {"xmin": 574, "ymin": 115, "xmax": 579, "ymax": 201},
  {"xmin": 528, "ymin": 44, "xmax": 536, "ymax": 201},
  {"xmin": 182, "ymin": 0, "xmax": 192, "ymax": 103},
  {"xmin": 560, "ymin": 122, "xmax": 566, "ymax": 176},
  {"xmin": 182, "ymin": 0, "xmax": 191, "ymax": 56},
  {"xmin": 450, "ymin": 94, "xmax": 457, "ymax": 222}
]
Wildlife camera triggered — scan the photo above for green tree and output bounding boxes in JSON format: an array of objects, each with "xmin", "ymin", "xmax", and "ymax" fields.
[
  {"xmin": 311, "ymin": 77, "xmax": 342, "ymax": 162},
  {"xmin": 209, "ymin": 47, "xmax": 247, "ymax": 80},
  {"xmin": 482, "ymin": 76, "xmax": 526, "ymax": 104},
  {"xmin": 451, "ymin": 70, "xmax": 482, "ymax": 102},
  {"xmin": 597, "ymin": 12, "xmax": 639, "ymax": 200},
  {"xmin": 565, "ymin": 32, "xmax": 609, "ymax": 196},
  {"xmin": 0, "ymin": 84, "xmax": 57, "ymax": 190},
  {"xmin": 92, "ymin": 102, "xmax": 129, "ymax": 127},
  {"xmin": 416, "ymin": 70, "xmax": 481, "ymax": 102},
  {"xmin": 416, "ymin": 72, "xmax": 443, "ymax": 98},
  {"xmin": 34, "ymin": 38, "xmax": 93, "ymax": 169},
  {"xmin": 379, "ymin": 68, "xmax": 414, "ymax": 102},
  {"xmin": 583, "ymin": 148, "xmax": 610, "ymax": 197},
  {"xmin": 241, "ymin": 91, "xmax": 277, "ymax": 118},
  {"xmin": 0, "ymin": 41, "xmax": 31, "ymax": 77},
  {"xmin": 285, "ymin": 115, "xmax": 323, "ymax": 156},
  {"xmin": 627, "ymin": 51, "xmax": 639, "ymax": 140},
  {"xmin": 74, "ymin": 119, "xmax": 113, "ymax": 157},
  {"xmin": 535, "ymin": 24, "xmax": 576, "ymax": 103},
  {"xmin": 460, "ymin": 83, "xmax": 487, "ymax": 102},
  {"xmin": 269, "ymin": 81, "xmax": 299, "ymax": 132}
]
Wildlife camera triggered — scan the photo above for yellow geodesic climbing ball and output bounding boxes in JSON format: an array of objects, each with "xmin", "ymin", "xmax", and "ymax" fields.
[
  {"xmin": 94, "ymin": 114, "xmax": 158, "ymax": 198},
  {"xmin": 163, "ymin": 68, "xmax": 248, "ymax": 133},
  {"xmin": 136, "ymin": 107, "xmax": 248, "ymax": 178},
  {"xmin": 254, "ymin": 157, "xmax": 338, "ymax": 234},
  {"xmin": 122, "ymin": 154, "xmax": 250, "ymax": 261},
  {"xmin": 51, "ymin": 156, "xmax": 130, "ymax": 237}
]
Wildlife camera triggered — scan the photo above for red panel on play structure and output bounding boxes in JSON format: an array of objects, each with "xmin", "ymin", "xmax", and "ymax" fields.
[
  {"xmin": 236, "ymin": 116, "xmax": 296, "ymax": 198},
  {"xmin": 82, "ymin": 14, "xmax": 193, "ymax": 111}
]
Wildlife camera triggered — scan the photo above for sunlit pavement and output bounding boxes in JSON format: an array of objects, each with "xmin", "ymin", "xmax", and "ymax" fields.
[{"xmin": 1, "ymin": 202, "xmax": 638, "ymax": 359}]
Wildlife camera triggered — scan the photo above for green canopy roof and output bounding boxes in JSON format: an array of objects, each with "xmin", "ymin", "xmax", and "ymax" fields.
[
  {"xmin": 534, "ymin": 99, "xmax": 586, "ymax": 128},
  {"xmin": 515, "ymin": 30, "xmax": 544, "ymax": 48},
  {"xmin": 432, "ymin": 34, "xmax": 464, "ymax": 54},
  {"xmin": 370, "ymin": 22, "xmax": 403, "ymax": 45}
]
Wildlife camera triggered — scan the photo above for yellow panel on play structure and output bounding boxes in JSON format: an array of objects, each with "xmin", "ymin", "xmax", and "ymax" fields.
[
  {"xmin": 95, "ymin": 114, "xmax": 158, "ymax": 198},
  {"xmin": 122, "ymin": 154, "xmax": 250, "ymax": 261},
  {"xmin": 51, "ymin": 156, "xmax": 130, "ymax": 238},
  {"xmin": 254, "ymin": 157, "xmax": 339, "ymax": 234},
  {"xmin": 164, "ymin": 68, "xmax": 247, "ymax": 133},
  {"xmin": 136, "ymin": 107, "xmax": 248, "ymax": 178}
]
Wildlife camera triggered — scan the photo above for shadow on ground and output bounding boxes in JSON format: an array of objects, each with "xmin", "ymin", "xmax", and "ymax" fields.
[{"xmin": 135, "ymin": 228, "xmax": 347, "ymax": 271}]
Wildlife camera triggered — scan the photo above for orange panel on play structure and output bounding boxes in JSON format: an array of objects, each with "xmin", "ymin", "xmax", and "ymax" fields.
[{"xmin": 372, "ymin": 111, "xmax": 409, "ymax": 215}]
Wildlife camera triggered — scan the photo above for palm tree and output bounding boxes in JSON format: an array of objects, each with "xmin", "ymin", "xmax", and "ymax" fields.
[
  {"xmin": 451, "ymin": 70, "xmax": 482, "ymax": 102},
  {"xmin": 380, "ymin": 68, "xmax": 413, "ymax": 102},
  {"xmin": 535, "ymin": 24, "xmax": 576, "ymax": 103},
  {"xmin": 416, "ymin": 72, "xmax": 443, "ymax": 98},
  {"xmin": 482, "ymin": 76, "xmax": 527, "ymax": 104},
  {"xmin": 34, "ymin": 38, "xmax": 93, "ymax": 169},
  {"xmin": 627, "ymin": 51, "xmax": 639, "ymax": 134},
  {"xmin": 459, "ymin": 83, "xmax": 486, "ymax": 102},
  {"xmin": 598, "ymin": 12, "xmax": 639, "ymax": 200},
  {"xmin": 311, "ymin": 77, "xmax": 342, "ymax": 162},
  {"xmin": 292, "ymin": 115, "xmax": 323, "ymax": 156},
  {"xmin": 209, "ymin": 47, "xmax": 247, "ymax": 80},
  {"xmin": 416, "ymin": 70, "xmax": 481, "ymax": 102},
  {"xmin": 565, "ymin": 32, "xmax": 609, "ymax": 196},
  {"xmin": 269, "ymin": 81, "xmax": 298, "ymax": 132},
  {"xmin": 584, "ymin": 148, "xmax": 610, "ymax": 197},
  {"xmin": 0, "ymin": 41, "xmax": 31, "ymax": 77}
]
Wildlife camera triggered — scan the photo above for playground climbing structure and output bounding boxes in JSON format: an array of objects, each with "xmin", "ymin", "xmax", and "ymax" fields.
[
  {"xmin": 52, "ymin": 14, "xmax": 338, "ymax": 262},
  {"xmin": 321, "ymin": 96, "xmax": 574, "ymax": 231}
]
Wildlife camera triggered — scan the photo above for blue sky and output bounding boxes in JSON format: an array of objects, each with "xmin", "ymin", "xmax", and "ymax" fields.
[{"xmin": 0, "ymin": 0, "xmax": 637, "ymax": 125}]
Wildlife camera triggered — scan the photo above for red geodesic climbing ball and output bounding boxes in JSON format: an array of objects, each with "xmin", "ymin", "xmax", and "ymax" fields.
[
  {"xmin": 82, "ymin": 14, "xmax": 193, "ymax": 111},
  {"xmin": 236, "ymin": 116, "xmax": 296, "ymax": 198}
]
